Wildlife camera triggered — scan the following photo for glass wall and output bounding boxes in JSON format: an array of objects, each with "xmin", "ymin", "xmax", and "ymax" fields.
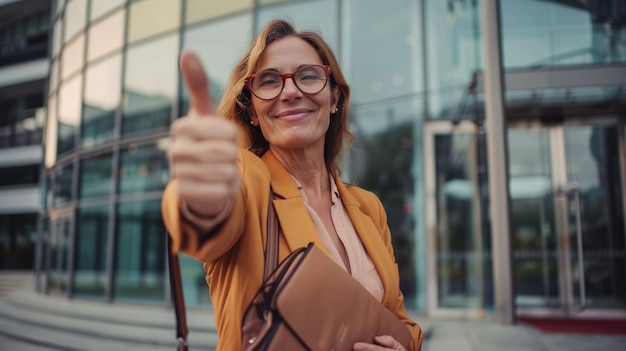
[{"xmin": 500, "ymin": 0, "xmax": 626, "ymax": 69}]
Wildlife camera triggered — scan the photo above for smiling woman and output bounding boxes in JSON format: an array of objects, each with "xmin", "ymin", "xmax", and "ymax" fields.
[{"xmin": 162, "ymin": 19, "xmax": 423, "ymax": 350}]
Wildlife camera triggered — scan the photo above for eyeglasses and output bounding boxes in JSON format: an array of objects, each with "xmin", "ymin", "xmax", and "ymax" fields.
[{"xmin": 245, "ymin": 65, "xmax": 331, "ymax": 100}]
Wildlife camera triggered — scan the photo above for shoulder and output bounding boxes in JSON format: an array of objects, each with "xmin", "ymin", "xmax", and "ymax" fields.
[
  {"xmin": 238, "ymin": 149, "xmax": 270, "ymax": 184},
  {"xmin": 341, "ymin": 182, "xmax": 385, "ymax": 215}
]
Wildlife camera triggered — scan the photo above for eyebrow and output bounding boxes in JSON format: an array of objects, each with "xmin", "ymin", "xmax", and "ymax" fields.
[{"xmin": 257, "ymin": 64, "xmax": 320, "ymax": 73}]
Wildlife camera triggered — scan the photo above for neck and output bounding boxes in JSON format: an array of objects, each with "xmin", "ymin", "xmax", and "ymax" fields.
[{"xmin": 269, "ymin": 147, "xmax": 330, "ymax": 198}]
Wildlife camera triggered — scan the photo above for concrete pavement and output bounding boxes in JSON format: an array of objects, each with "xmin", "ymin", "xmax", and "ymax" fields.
[{"xmin": 1, "ymin": 272, "xmax": 625, "ymax": 351}]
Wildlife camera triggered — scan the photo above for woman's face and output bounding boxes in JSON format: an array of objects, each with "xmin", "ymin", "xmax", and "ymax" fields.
[{"xmin": 249, "ymin": 36, "xmax": 339, "ymax": 154}]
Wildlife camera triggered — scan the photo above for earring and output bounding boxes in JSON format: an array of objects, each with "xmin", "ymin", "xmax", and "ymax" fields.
[
  {"xmin": 250, "ymin": 120, "xmax": 256, "ymax": 126},
  {"xmin": 331, "ymin": 107, "xmax": 338, "ymax": 114}
]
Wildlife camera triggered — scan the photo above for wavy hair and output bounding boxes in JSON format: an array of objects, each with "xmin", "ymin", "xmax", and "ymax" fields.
[{"xmin": 217, "ymin": 19, "xmax": 353, "ymax": 177}]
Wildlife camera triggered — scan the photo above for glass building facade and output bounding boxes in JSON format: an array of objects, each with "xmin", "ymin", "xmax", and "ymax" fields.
[{"xmin": 39, "ymin": 0, "xmax": 625, "ymax": 322}]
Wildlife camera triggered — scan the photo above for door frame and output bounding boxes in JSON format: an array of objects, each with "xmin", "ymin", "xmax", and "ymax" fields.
[{"xmin": 44, "ymin": 206, "xmax": 75, "ymax": 297}]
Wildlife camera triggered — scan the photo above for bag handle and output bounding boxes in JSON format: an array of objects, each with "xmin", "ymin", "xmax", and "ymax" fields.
[
  {"xmin": 167, "ymin": 190, "xmax": 277, "ymax": 350},
  {"xmin": 263, "ymin": 191, "xmax": 279, "ymax": 280},
  {"xmin": 167, "ymin": 234, "xmax": 189, "ymax": 351}
]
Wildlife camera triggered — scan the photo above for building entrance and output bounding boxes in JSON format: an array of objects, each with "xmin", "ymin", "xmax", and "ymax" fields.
[{"xmin": 509, "ymin": 120, "xmax": 626, "ymax": 318}]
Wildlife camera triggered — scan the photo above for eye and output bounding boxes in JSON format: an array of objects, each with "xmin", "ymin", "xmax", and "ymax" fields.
[
  {"xmin": 254, "ymin": 72, "xmax": 281, "ymax": 88},
  {"xmin": 297, "ymin": 66, "xmax": 324, "ymax": 81}
]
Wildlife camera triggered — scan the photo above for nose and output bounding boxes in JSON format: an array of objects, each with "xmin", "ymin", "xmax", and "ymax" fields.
[{"xmin": 280, "ymin": 76, "xmax": 301, "ymax": 99}]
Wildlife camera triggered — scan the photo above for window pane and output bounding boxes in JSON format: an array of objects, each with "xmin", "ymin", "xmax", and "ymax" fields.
[
  {"xmin": 53, "ymin": 163, "xmax": 72, "ymax": 206},
  {"xmin": 122, "ymin": 35, "xmax": 178, "ymax": 135},
  {"xmin": 79, "ymin": 153, "xmax": 112, "ymax": 199},
  {"xmin": 119, "ymin": 140, "xmax": 169, "ymax": 194},
  {"xmin": 127, "ymin": 0, "xmax": 181, "ymax": 44},
  {"xmin": 185, "ymin": 0, "xmax": 252, "ymax": 25},
  {"xmin": 61, "ymin": 34, "xmax": 85, "ymax": 80},
  {"xmin": 257, "ymin": 0, "xmax": 338, "ymax": 52},
  {"xmin": 344, "ymin": 0, "xmax": 422, "ymax": 104},
  {"xmin": 63, "ymin": 0, "xmax": 87, "ymax": 42},
  {"xmin": 182, "ymin": 13, "xmax": 252, "ymax": 110},
  {"xmin": 114, "ymin": 200, "xmax": 165, "ymax": 303},
  {"xmin": 82, "ymin": 54, "xmax": 121, "ymax": 148},
  {"xmin": 90, "ymin": 0, "xmax": 125, "ymax": 21},
  {"xmin": 0, "ymin": 214, "xmax": 37, "ymax": 269},
  {"xmin": 75, "ymin": 204, "xmax": 109, "ymax": 297},
  {"xmin": 425, "ymin": 0, "xmax": 483, "ymax": 120},
  {"xmin": 87, "ymin": 9, "xmax": 125, "ymax": 62},
  {"xmin": 58, "ymin": 75, "xmax": 83, "ymax": 155}
]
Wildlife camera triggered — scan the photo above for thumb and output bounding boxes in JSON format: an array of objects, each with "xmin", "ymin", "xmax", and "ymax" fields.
[{"xmin": 180, "ymin": 50, "xmax": 215, "ymax": 116}]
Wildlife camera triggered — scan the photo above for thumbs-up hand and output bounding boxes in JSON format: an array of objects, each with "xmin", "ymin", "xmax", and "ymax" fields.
[{"xmin": 169, "ymin": 50, "xmax": 240, "ymax": 218}]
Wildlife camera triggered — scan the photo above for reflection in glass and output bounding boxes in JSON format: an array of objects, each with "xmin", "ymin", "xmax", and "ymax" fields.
[
  {"xmin": 350, "ymin": 99, "xmax": 421, "ymax": 308},
  {"xmin": 52, "ymin": 164, "xmax": 72, "ymax": 206},
  {"xmin": 564, "ymin": 126, "xmax": 625, "ymax": 309},
  {"xmin": 63, "ymin": 0, "xmax": 87, "ymax": 42},
  {"xmin": 185, "ymin": 0, "xmax": 252, "ymax": 25},
  {"xmin": 46, "ymin": 217, "xmax": 71, "ymax": 293},
  {"xmin": 119, "ymin": 141, "xmax": 169, "ymax": 194},
  {"xmin": 500, "ymin": 0, "xmax": 626, "ymax": 68},
  {"xmin": 433, "ymin": 133, "xmax": 492, "ymax": 309},
  {"xmin": 344, "ymin": 0, "xmax": 422, "ymax": 104},
  {"xmin": 90, "ymin": 0, "xmax": 125, "ymax": 21},
  {"xmin": 508, "ymin": 129, "xmax": 559, "ymax": 307},
  {"xmin": 75, "ymin": 204, "xmax": 109, "ymax": 297},
  {"xmin": 127, "ymin": 0, "xmax": 181, "ymax": 44},
  {"xmin": 82, "ymin": 54, "xmax": 121, "ymax": 147},
  {"xmin": 114, "ymin": 200, "xmax": 165, "ymax": 302},
  {"xmin": 87, "ymin": 10, "xmax": 125, "ymax": 62},
  {"xmin": 79, "ymin": 153, "xmax": 112, "ymax": 199},
  {"xmin": 123, "ymin": 35, "xmax": 178, "ymax": 135},
  {"xmin": 61, "ymin": 34, "xmax": 85, "ymax": 80},
  {"xmin": 257, "ymin": 0, "xmax": 338, "ymax": 51},
  {"xmin": 182, "ymin": 14, "xmax": 252, "ymax": 109},
  {"xmin": 425, "ymin": 0, "xmax": 482, "ymax": 120},
  {"xmin": 58, "ymin": 75, "xmax": 83, "ymax": 155}
]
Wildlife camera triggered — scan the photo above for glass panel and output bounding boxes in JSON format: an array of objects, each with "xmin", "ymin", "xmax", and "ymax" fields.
[
  {"xmin": 344, "ymin": 0, "xmax": 422, "ymax": 105},
  {"xmin": 127, "ymin": 0, "xmax": 181, "ymax": 44},
  {"xmin": 185, "ymin": 0, "xmax": 252, "ymax": 25},
  {"xmin": 82, "ymin": 54, "xmax": 121, "ymax": 148},
  {"xmin": 60, "ymin": 34, "xmax": 84, "ymax": 80},
  {"xmin": 63, "ymin": 0, "xmax": 87, "ymax": 42},
  {"xmin": 349, "ymin": 98, "xmax": 422, "ymax": 308},
  {"xmin": 179, "ymin": 255, "xmax": 211, "ymax": 307},
  {"xmin": 90, "ymin": 0, "xmax": 125, "ymax": 21},
  {"xmin": 0, "ymin": 214, "xmax": 37, "ymax": 269},
  {"xmin": 57, "ymin": 75, "xmax": 82, "ymax": 155},
  {"xmin": 182, "ymin": 14, "xmax": 252, "ymax": 110},
  {"xmin": 114, "ymin": 200, "xmax": 165, "ymax": 303},
  {"xmin": 74, "ymin": 204, "xmax": 109, "ymax": 297},
  {"xmin": 48, "ymin": 217, "xmax": 71, "ymax": 293},
  {"xmin": 45, "ymin": 96, "xmax": 58, "ymax": 168},
  {"xmin": 508, "ymin": 128, "xmax": 559, "ymax": 307},
  {"xmin": 118, "ymin": 140, "xmax": 169, "ymax": 194},
  {"xmin": 500, "ymin": 0, "xmax": 626, "ymax": 68},
  {"xmin": 87, "ymin": 9, "xmax": 125, "ymax": 62},
  {"xmin": 79, "ymin": 153, "xmax": 112, "ymax": 199},
  {"xmin": 434, "ymin": 132, "xmax": 491, "ymax": 308},
  {"xmin": 123, "ymin": 35, "xmax": 178, "ymax": 135},
  {"xmin": 257, "ymin": 0, "xmax": 338, "ymax": 52},
  {"xmin": 425, "ymin": 0, "xmax": 482, "ymax": 120},
  {"xmin": 563, "ymin": 126, "xmax": 626, "ymax": 309},
  {"xmin": 53, "ymin": 163, "xmax": 73, "ymax": 206}
]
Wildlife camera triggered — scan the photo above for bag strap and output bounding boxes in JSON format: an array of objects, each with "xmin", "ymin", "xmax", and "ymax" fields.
[
  {"xmin": 263, "ymin": 191, "xmax": 279, "ymax": 280},
  {"xmin": 167, "ymin": 234, "xmax": 189, "ymax": 351},
  {"xmin": 167, "ymin": 191, "xmax": 277, "ymax": 350}
]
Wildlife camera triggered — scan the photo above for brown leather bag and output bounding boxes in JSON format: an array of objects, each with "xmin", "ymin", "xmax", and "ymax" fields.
[{"xmin": 241, "ymin": 192, "xmax": 411, "ymax": 350}]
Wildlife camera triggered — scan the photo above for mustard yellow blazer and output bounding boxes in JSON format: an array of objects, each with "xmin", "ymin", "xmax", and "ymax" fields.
[{"xmin": 162, "ymin": 149, "xmax": 423, "ymax": 350}]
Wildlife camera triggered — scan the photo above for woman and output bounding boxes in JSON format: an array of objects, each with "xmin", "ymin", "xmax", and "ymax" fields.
[{"xmin": 163, "ymin": 19, "xmax": 423, "ymax": 350}]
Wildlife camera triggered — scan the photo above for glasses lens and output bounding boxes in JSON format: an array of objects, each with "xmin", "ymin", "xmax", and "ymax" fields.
[
  {"xmin": 294, "ymin": 66, "xmax": 327, "ymax": 94},
  {"xmin": 251, "ymin": 71, "xmax": 283, "ymax": 100}
]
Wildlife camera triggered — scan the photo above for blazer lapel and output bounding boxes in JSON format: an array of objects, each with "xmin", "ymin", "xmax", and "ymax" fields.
[
  {"xmin": 262, "ymin": 151, "xmax": 325, "ymax": 253},
  {"xmin": 336, "ymin": 179, "xmax": 396, "ymax": 305}
]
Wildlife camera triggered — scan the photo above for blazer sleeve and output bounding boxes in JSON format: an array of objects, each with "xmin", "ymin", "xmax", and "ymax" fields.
[{"xmin": 161, "ymin": 149, "xmax": 269, "ymax": 263}]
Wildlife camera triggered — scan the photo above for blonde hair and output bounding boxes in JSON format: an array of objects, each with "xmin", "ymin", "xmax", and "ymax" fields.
[{"xmin": 217, "ymin": 19, "xmax": 353, "ymax": 177}]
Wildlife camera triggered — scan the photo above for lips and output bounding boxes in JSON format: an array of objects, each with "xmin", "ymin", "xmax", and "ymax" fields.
[{"xmin": 276, "ymin": 108, "xmax": 313, "ymax": 121}]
